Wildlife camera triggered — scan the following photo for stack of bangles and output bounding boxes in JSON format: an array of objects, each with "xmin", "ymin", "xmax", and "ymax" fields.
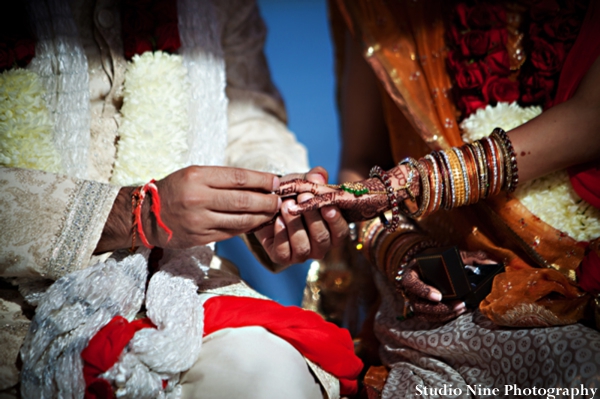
[
  {"xmin": 357, "ymin": 215, "xmax": 438, "ymax": 318},
  {"xmin": 367, "ymin": 127, "xmax": 518, "ymax": 232},
  {"xmin": 352, "ymin": 128, "xmax": 517, "ymax": 314}
]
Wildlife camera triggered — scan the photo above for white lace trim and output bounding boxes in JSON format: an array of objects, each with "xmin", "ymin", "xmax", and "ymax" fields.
[
  {"xmin": 178, "ymin": 0, "xmax": 228, "ymax": 167},
  {"xmin": 26, "ymin": 0, "xmax": 90, "ymax": 179}
]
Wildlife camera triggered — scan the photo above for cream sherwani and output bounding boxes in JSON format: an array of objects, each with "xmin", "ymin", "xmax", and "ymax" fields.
[{"xmin": 0, "ymin": 0, "xmax": 338, "ymax": 397}]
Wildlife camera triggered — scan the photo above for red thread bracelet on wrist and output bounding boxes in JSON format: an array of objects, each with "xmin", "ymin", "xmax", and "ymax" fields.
[{"xmin": 131, "ymin": 179, "xmax": 173, "ymax": 251}]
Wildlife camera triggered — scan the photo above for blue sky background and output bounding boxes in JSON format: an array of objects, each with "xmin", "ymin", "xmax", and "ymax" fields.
[{"xmin": 216, "ymin": 0, "xmax": 341, "ymax": 306}]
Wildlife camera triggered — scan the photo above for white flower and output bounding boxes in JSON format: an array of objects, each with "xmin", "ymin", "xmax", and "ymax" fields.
[
  {"xmin": 111, "ymin": 51, "xmax": 191, "ymax": 186},
  {"xmin": 0, "ymin": 69, "xmax": 62, "ymax": 173},
  {"xmin": 460, "ymin": 102, "xmax": 542, "ymax": 143},
  {"xmin": 459, "ymin": 102, "xmax": 600, "ymax": 242}
]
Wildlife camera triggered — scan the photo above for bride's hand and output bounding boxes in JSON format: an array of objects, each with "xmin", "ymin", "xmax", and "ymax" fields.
[
  {"xmin": 279, "ymin": 177, "xmax": 390, "ymax": 222},
  {"xmin": 280, "ymin": 163, "xmax": 420, "ymax": 222}
]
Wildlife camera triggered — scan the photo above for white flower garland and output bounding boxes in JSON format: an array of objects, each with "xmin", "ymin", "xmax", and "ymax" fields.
[
  {"xmin": 0, "ymin": 69, "xmax": 63, "ymax": 173},
  {"xmin": 460, "ymin": 102, "xmax": 600, "ymax": 242},
  {"xmin": 111, "ymin": 51, "xmax": 191, "ymax": 186}
]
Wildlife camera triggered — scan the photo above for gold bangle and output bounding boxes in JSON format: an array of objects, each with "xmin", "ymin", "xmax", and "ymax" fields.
[
  {"xmin": 445, "ymin": 149, "xmax": 466, "ymax": 208},
  {"xmin": 452, "ymin": 147, "xmax": 470, "ymax": 207},
  {"xmin": 472, "ymin": 141, "xmax": 489, "ymax": 199},
  {"xmin": 399, "ymin": 157, "xmax": 430, "ymax": 218},
  {"xmin": 424, "ymin": 154, "xmax": 441, "ymax": 214}
]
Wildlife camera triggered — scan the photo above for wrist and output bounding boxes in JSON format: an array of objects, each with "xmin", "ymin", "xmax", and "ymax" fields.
[{"xmin": 95, "ymin": 186, "xmax": 137, "ymax": 253}]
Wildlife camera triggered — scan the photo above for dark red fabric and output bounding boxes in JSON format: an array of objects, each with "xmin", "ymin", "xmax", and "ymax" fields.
[
  {"xmin": 569, "ymin": 161, "xmax": 600, "ymax": 210},
  {"xmin": 81, "ymin": 316, "xmax": 155, "ymax": 399},
  {"xmin": 203, "ymin": 296, "xmax": 363, "ymax": 395},
  {"xmin": 548, "ymin": 0, "xmax": 600, "ymax": 210},
  {"xmin": 577, "ymin": 247, "xmax": 600, "ymax": 295}
]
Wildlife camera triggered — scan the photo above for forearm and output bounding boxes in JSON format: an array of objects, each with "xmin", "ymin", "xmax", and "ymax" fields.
[
  {"xmin": 511, "ymin": 94, "xmax": 600, "ymax": 183},
  {"xmin": 509, "ymin": 56, "xmax": 600, "ymax": 182}
]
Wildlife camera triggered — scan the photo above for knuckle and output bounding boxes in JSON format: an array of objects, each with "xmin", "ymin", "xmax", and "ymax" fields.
[
  {"xmin": 313, "ymin": 230, "xmax": 331, "ymax": 245},
  {"xmin": 232, "ymin": 168, "xmax": 248, "ymax": 187},
  {"xmin": 233, "ymin": 193, "xmax": 251, "ymax": 211},
  {"xmin": 236, "ymin": 214, "xmax": 252, "ymax": 229},
  {"xmin": 274, "ymin": 247, "xmax": 291, "ymax": 263},
  {"xmin": 294, "ymin": 245, "xmax": 311, "ymax": 262}
]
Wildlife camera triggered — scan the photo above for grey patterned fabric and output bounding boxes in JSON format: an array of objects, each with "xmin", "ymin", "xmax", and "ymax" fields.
[{"xmin": 373, "ymin": 271, "xmax": 600, "ymax": 399}]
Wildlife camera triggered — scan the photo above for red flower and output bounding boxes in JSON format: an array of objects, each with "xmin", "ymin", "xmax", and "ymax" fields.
[
  {"xmin": 520, "ymin": 74, "xmax": 555, "ymax": 105},
  {"xmin": 13, "ymin": 39, "xmax": 35, "ymax": 66},
  {"xmin": 155, "ymin": 23, "xmax": 181, "ymax": 54},
  {"xmin": 121, "ymin": 9, "xmax": 155, "ymax": 36},
  {"xmin": 460, "ymin": 30, "xmax": 489, "ymax": 57},
  {"xmin": 457, "ymin": 94, "xmax": 487, "ymax": 116},
  {"xmin": 467, "ymin": 3, "xmax": 506, "ymax": 29},
  {"xmin": 543, "ymin": 15, "xmax": 581, "ymax": 41},
  {"xmin": 0, "ymin": 43, "xmax": 15, "ymax": 70},
  {"xmin": 123, "ymin": 36, "xmax": 153, "ymax": 60},
  {"xmin": 446, "ymin": 24, "xmax": 462, "ymax": 46},
  {"xmin": 482, "ymin": 49, "xmax": 510, "ymax": 76},
  {"xmin": 446, "ymin": 49, "xmax": 464, "ymax": 71},
  {"xmin": 530, "ymin": 37, "xmax": 565, "ymax": 76},
  {"xmin": 530, "ymin": 0, "xmax": 560, "ymax": 21},
  {"xmin": 482, "ymin": 75, "xmax": 520, "ymax": 104},
  {"xmin": 455, "ymin": 61, "xmax": 486, "ymax": 90},
  {"xmin": 455, "ymin": 3, "xmax": 471, "ymax": 28},
  {"xmin": 460, "ymin": 28, "xmax": 507, "ymax": 57}
]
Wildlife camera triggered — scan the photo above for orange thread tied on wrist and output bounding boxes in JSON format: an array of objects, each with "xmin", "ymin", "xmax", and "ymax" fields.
[{"xmin": 131, "ymin": 179, "xmax": 173, "ymax": 251}]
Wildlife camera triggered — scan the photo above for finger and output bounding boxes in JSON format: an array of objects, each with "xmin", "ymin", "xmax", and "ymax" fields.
[
  {"xmin": 410, "ymin": 298, "xmax": 454, "ymax": 315},
  {"xmin": 400, "ymin": 269, "xmax": 442, "ymax": 302},
  {"xmin": 306, "ymin": 166, "xmax": 329, "ymax": 184},
  {"xmin": 301, "ymin": 209, "xmax": 331, "ymax": 260},
  {"xmin": 297, "ymin": 171, "xmax": 331, "ymax": 259},
  {"xmin": 413, "ymin": 309, "xmax": 467, "ymax": 324},
  {"xmin": 460, "ymin": 250, "xmax": 497, "ymax": 265},
  {"xmin": 277, "ymin": 179, "xmax": 337, "ymax": 198},
  {"xmin": 205, "ymin": 167, "xmax": 279, "ymax": 192},
  {"xmin": 272, "ymin": 216, "xmax": 293, "ymax": 265},
  {"xmin": 321, "ymin": 206, "xmax": 349, "ymax": 247},
  {"xmin": 280, "ymin": 200, "xmax": 312, "ymax": 264},
  {"xmin": 287, "ymin": 193, "xmax": 341, "ymax": 215},
  {"xmin": 210, "ymin": 190, "xmax": 281, "ymax": 214},
  {"xmin": 212, "ymin": 211, "xmax": 282, "ymax": 233}
]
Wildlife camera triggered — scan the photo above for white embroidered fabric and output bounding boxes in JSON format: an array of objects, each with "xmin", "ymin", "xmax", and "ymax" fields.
[
  {"xmin": 178, "ymin": 0, "xmax": 228, "ymax": 168},
  {"xmin": 20, "ymin": 249, "xmax": 149, "ymax": 398},
  {"xmin": 26, "ymin": 0, "xmax": 91, "ymax": 179}
]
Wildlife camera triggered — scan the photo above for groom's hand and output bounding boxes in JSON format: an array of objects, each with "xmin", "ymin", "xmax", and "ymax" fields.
[
  {"xmin": 254, "ymin": 166, "xmax": 350, "ymax": 269},
  {"xmin": 96, "ymin": 166, "xmax": 281, "ymax": 252}
]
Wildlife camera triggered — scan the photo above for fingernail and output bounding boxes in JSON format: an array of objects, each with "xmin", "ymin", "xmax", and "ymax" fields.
[
  {"xmin": 276, "ymin": 217, "xmax": 286, "ymax": 229},
  {"xmin": 453, "ymin": 302, "xmax": 466, "ymax": 312},
  {"xmin": 287, "ymin": 204, "xmax": 299, "ymax": 214},
  {"xmin": 324, "ymin": 208, "xmax": 336, "ymax": 219},
  {"xmin": 429, "ymin": 291, "xmax": 442, "ymax": 302},
  {"xmin": 277, "ymin": 197, "xmax": 282, "ymax": 210},
  {"xmin": 272, "ymin": 176, "xmax": 280, "ymax": 191}
]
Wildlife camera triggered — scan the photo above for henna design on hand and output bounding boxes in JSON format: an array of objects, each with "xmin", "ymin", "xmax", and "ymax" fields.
[
  {"xmin": 400, "ymin": 269, "xmax": 432, "ymax": 301},
  {"xmin": 277, "ymin": 179, "xmax": 321, "ymax": 197},
  {"xmin": 389, "ymin": 166, "xmax": 407, "ymax": 187}
]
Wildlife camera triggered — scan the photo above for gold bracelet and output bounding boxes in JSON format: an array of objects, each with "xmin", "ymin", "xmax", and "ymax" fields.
[
  {"xmin": 452, "ymin": 147, "xmax": 470, "ymax": 207},
  {"xmin": 445, "ymin": 149, "xmax": 466, "ymax": 208}
]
